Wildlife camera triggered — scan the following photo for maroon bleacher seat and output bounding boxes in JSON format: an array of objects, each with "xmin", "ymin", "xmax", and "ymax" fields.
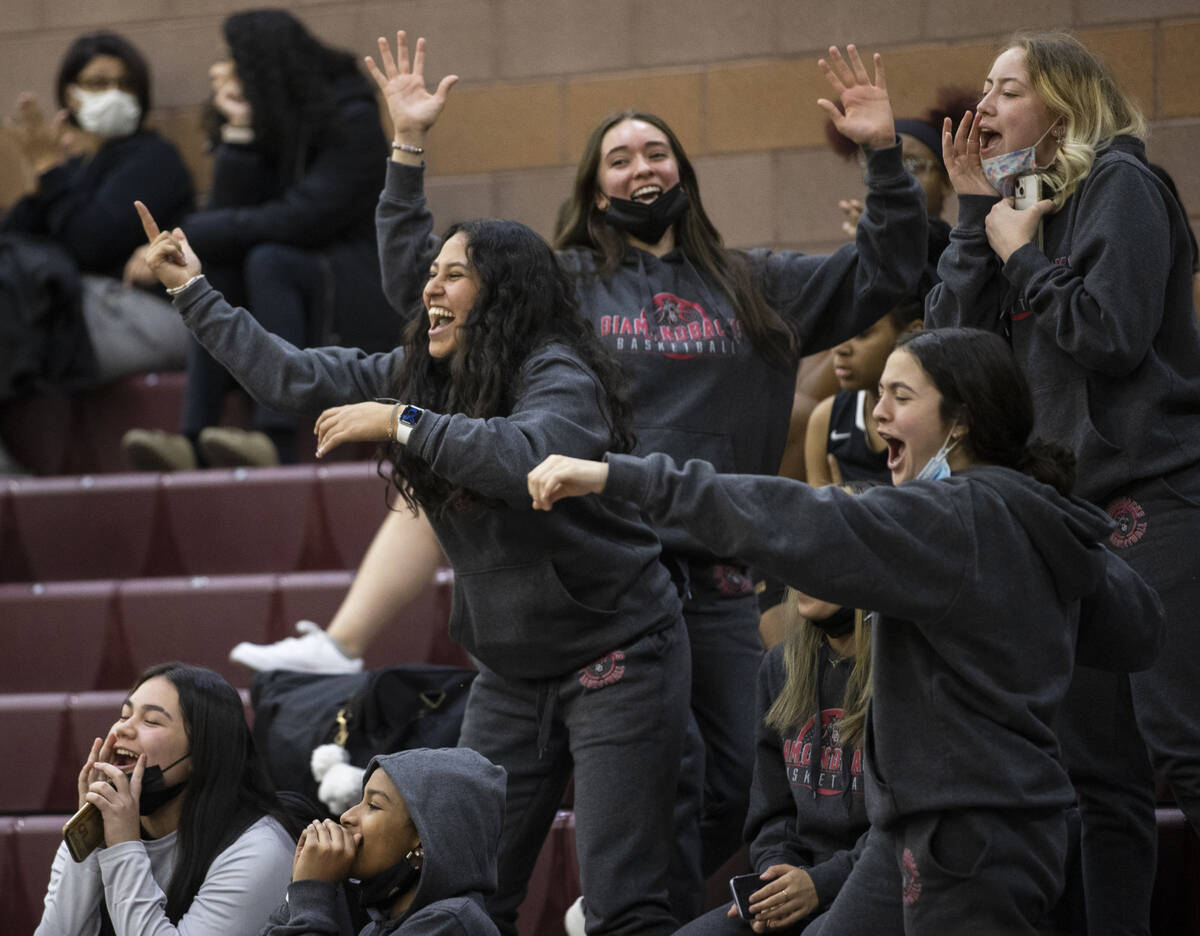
[
  {"xmin": 314, "ymin": 462, "xmax": 391, "ymax": 569},
  {"xmin": 274, "ymin": 570, "xmax": 354, "ymax": 644},
  {"xmin": 0, "ymin": 695, "xmax": 69, "ymax": 813},
  {"xmin": 0, "ymin": 481, "xmax": 34, "ymax": 582},
  {"xmin": 6, "ymin": 474, "xmax": 159, "ymax": 582},
  {"xmin": 0, "ymin": 393, "xmax": 78, "ymax": 477},
  {"xmin": 3, "ymin": 814, "xmax": 67, "ymax": 931},
  {"xmin": 160, "ymin": 468, "xmax": 316, "ymax": 576},
  {"xmin": 1152, "ymin": 807, "xmax": 1200, "ymax": 934},
  {"xmin": 118, "ymin": 574, "xmax": 279, "ymax": 686},
  {"xmin": 0, "ymin": 580, "xmax": 130, "ymax": 692}
]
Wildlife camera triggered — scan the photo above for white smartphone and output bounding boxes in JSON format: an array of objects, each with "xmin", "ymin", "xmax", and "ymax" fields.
[{"xmin": 1013, "ymin": 172, "xmax": 1044, "ymax": 249}]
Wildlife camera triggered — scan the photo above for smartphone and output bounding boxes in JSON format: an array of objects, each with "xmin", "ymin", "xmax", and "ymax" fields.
[
  {"xmin": 1013, "ymin": 172, "xmax": 1045, "ymax": 249},
  {"xmin": 63, "ymin": 803, "xmax": 105, "ymax": 862},
  {"xmin": 729, "ymin": 873, "xmax": 759, "ymax": 921},
  {"xmin": 1013, "ymin": 172, "xmax": 1042, "ymax": 210}
]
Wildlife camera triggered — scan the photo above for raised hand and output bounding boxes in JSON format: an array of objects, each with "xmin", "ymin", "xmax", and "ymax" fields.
[
  {"xmin": 86, "ymin": 754, "xmax": 145, "ymax": 847},
  {"xmin": 77, "ymin": 733, "xmax": 115, "ymax": 811},
  {"xmin": 942, "ymin": 110, "xmax": 993, "ymax": 197},
  {"xmin": 134, "ymin": 200, "xmax": 202, "ymax": 290},
  {"xmin": 364, "ymin": 31, "xmax": 458, "ymax": 156},
  {"xmin": 314, "ymin": 402, "xmax": 394, "ymax": 457},
  {"xmin": 817, "ymin": 45, "xmax": 894, "ymax": 150},
  {"xmin": 6, "ymin": 92, "xmax": 75, "ymax": 174},
  {"xmin": 527, "ymin": 455, "xmax": 610, "ymax": 510}
]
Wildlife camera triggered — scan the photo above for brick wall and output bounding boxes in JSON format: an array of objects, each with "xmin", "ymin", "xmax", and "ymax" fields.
[{"xmin": 1, "ymin": 1, "xmax": 1197, "ymax": 253}]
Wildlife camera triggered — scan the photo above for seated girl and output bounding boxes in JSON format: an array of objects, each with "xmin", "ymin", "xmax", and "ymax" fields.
[
  {"xmin": 678, "ymin": 586, "xmax": 872, "ymax": 936},
  {"xmin": 804, "ymin": 299, "xmax": 922, "ymax": 487},
  {"xmin": 265, "ymin": 747, "xmax": 504, "ymax": 936},
  {"xmin": 528, "ymin": 327, "xmax": 1165, "ymax": 935},
  {"xmin": 36, "ymin": 662, "xmax": 299, "ymax": 936}
]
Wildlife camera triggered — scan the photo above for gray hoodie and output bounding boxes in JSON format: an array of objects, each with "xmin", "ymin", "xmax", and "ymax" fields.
[
  {"xmin": 263, "ymin": 747, "xmax": 506, "ymax": 936},
  {"xmin": 602, "ymin": 453, "xmax": 1166, "ymax": 828}
]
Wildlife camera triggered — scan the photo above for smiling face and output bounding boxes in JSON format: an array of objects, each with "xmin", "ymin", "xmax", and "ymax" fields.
[
  {"xmin": 832, "ymin": 314, "xmax": 902, "ymax": 393},
  {"xmin": 593, "ymin": 118, "xmax": 681, "ymax": 212},
  {"xmin": 110, "ymin": 675, "xmax": 191, "ymax": 782},
  {"xmin": 340, "ymin": 768, "xmax": 422, "ymax": 880},
  {"xmin": 423, "ymin": 232, "xmax": 480, "ymax": 360},
  {"xmin": 976, "ymin": 47, "xmax": 1059, "ymax": 165},
  {"xmin": 873, "ymin": 349, "xmax": 966, "ymax": 485}
]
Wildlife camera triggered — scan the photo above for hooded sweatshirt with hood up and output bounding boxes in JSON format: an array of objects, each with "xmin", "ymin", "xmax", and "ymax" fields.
[
  {"xmin": 262, "ymin": 747, "xmax": 506, "ymax": 936},
  {"xmin": 601, "ymin": 453, "xmax": 1166, "ymax": 828}
]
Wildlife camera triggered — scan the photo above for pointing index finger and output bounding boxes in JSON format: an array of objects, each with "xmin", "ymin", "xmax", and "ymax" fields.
[{"xmin": 134, "ymin": 200, "xmax": 160, "ymax": 241}]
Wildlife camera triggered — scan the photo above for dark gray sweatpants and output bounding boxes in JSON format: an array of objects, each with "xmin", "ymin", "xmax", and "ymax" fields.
[
  {"xmin": 1057, "ymin": 466, "xmax": 1200, "ymax": 936},
  {"xmin": 801, "ymin": 810, "xmax": 1067, "ymax": 936},
  {"xmin": 458, "ymin": 616, "xmax": 692, "ymax": 936}
]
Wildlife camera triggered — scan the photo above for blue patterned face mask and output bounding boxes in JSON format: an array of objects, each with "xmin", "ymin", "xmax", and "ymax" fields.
[
  {"xmin": 980, "ymin": 122, "xmax": 1059, "ymax": 196},
  {"xmin": 915, "ymin": 422, "xmax": 961, "ymax": 482}
]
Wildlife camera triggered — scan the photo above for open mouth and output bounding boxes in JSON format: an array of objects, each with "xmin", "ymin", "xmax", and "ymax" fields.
[
  {"xmin": 427, "ymin": 307, "xmax": 456, "ymax": 333},
  {"xmin": 631, "ymin": 184, "xmax": 661, "ymax": 204},
  {"xmin": 883, "ymin": 436, "xmax": 905, "ymax": 471},
  {"xmin": 112, "ymin": 748, "xmax": 140, "ymax": 772},
  {"xmin": 978, "ymin": 128, "xmax": 999, "ymax": 156}
]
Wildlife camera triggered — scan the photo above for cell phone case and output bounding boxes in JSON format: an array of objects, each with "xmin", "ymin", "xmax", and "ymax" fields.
[
  {"xmin": 729, "ymin": 873, "xmax": 759, "ymax": 921},
  {"xmin": 63, "ymin": 803, "xmax": 105, "ymax": 862}
]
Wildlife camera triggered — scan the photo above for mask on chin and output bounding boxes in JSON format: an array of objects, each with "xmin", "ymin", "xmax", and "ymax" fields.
[
  {"xmin": 138, "ymin": 752, "xmax": 190, "ymax": 816},
  {"xmin": 980, "ymin": 122, "xmax": 1058, "ymax": 197},
  {"xmin": 915, "ymin": 422, "xmax": 962, "ymax": 482},
  {"xmin": 351, "ymin": 848, "xmax": 423, "ymax": 914},
  {"xmin": 72, "ymin": 87, "xmax": 141, "ymax": 138},
  {"xmin": 601, "ymin": 184, "xmax": 689, "ymax": 245}
]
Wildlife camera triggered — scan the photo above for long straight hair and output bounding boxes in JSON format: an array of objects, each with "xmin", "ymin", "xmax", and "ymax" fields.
[
  {"xmin": 764, "ymin": 597, "xmax": 872, "ymax": 752},
  {"xmin": 555, "ymin": 110, "xmax": 796, "ymax": 368},
  {"xmin": 130, "ymin": 662, "xmax": 296, "ymax": 923}
]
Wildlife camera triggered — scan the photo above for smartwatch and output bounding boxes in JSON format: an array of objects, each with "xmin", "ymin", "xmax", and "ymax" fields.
[{"xmin": 394, "ymin": 404, "xmax": 424, "ymax": 445}]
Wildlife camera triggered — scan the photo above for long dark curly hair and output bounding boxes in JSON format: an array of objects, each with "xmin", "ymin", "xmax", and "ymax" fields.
[
  {"xmin": 555, "ymin": 110, "xmax": 797, "ymax": 369},
  {"xmin": 387, "ymin": 219, "xmax": 635, "ymax": 517},
  {"xmin": 213, "ymin": 9, "xmax": 362, "ymax": 183}
]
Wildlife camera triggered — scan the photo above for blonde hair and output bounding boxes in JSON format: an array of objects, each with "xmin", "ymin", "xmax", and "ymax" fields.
[
  {"xmin": 764, "ymin": 592, "xmax": 873, "ymax": 752},
  {"xmin": 1005, "ymin": 31, "xmax": 1146, "ymax": 207}
]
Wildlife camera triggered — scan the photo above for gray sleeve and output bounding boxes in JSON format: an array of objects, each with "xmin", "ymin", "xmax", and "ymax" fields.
[
  {"xmin": 805, "ymin": 830, "xmax": 868, "ymax": 908},
  {"xmin": 408, "ymin": 349, "xmax": 617, "ymax": 508},
  {"xmin": 376, "ymin": 160, "xmax": 441, "ymax": 316},
  {"xmin": 97, "ymin": 818, "xmax": 295, "ymax": 936},
  {"xmin": 924, "ymin": 194, "xmax": 1008, "ymax": 332},
  {"xmin": 755, "ymin": 140, "xmax": 929, "ymax": 355},
  {"xmin": 176, "ymin": 279, "xmax": 402, "ymax": 411},
  {"xmin": 35, "ymin": 842, "xmax": 104, "ymax": 936},
  {"xmin": 259, "ymin": 880, "xmax": 353, "ymax": 936},
  {"xmin": 603, "ymin": 452, "xmax": 969, "ymax": 622}
]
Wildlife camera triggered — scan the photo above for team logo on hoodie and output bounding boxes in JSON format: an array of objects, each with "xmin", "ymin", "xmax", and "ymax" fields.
[
  {"xmin": 598, "ymin": 292, "xmax": 742, "ymax": 358},
  {"xmin": 1106, "ymin": 496, "xmax": 1147, "ymax": 549},
  {"xmin": 782, "ymin": 709, "xmax": 863, "ymax": 796},
  {"xmin": 579, "ymin": 650, "xmax": 626, "ymax": 689}
]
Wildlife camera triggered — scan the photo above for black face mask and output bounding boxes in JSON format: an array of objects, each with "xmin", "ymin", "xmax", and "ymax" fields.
[
  {"xmin": 351, "ymin": 849, "xmax": 422, "ymax": 914},
  {"xmin": 138, "ymin": 752, "xmax": 189, "ymax": 816},
  {"xmin": 602, "ymin": 184, "xmax": 690, "ymax": 245},
  {"xmin": 810, "ymin": 606, "xmax": 856, "ymax": 639}
]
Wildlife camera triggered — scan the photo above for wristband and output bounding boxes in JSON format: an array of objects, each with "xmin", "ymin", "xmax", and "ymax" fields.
[{"xmin": 166, "ymin": 274, "xmax": 205, "ymax": 297}]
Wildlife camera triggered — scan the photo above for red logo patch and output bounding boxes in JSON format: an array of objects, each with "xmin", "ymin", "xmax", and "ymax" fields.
[
  {"xmin": 901, "ymin": 847, "xmax": 922, "ymax": 905},
  {"xmin": 579, "ymin": 651, "xmax": 626, "ymax": 689},
  {"xmin": 712, "ymin": 564, "xmax": 753, "ymax": 597},
  {"xmin": 1106, "ymin": 496, "xmax": 1147, "ymax": 549}
]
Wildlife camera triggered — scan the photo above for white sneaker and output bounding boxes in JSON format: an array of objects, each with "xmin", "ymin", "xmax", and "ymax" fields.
[
  {"xmin": 564, "ymin": 896, "xmax": 586, "ymax": 936},
  {"xmin": 229, "ymin": 621, "xmax": 364, "ymax": 673}
]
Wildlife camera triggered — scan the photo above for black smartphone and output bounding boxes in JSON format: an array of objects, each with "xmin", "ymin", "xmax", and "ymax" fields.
[{"xmin": 729, "ymin": 873, "xmax": 759, "ymax": 921}]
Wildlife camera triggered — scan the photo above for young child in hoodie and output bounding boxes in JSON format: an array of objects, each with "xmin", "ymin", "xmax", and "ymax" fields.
[
  {"xmin": 528, "ymin": 327, "xmax": 1165, "ymax": 935},
  {"xmin": 677, "ymin": 591, "xmax": 873, "ymax": 936},
  {"xmin": 263, "ymin": 747, "xmax": 505, "ymax": 936}
]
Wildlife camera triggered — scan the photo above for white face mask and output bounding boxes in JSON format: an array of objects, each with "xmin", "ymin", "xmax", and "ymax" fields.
[
  {"xmin": 72, "ymin": 87, "xmax": 141, "ymax": 138},
  {"xmin": 915, "ymin": 422, "xmax": 961, "ymax": 482}
]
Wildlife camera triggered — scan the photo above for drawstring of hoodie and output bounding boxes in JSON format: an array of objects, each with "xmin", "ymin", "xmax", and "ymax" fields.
[{"xmin": 535, "ymin": 680, "xmax": 558, "ymax": 760}]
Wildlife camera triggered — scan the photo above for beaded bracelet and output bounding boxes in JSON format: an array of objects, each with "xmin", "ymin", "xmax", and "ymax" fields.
[{"xmin": 391, "ymin": 141, "xmax": 425, "ymax": 155}]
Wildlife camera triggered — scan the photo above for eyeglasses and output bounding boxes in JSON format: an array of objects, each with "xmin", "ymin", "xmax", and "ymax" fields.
[{"xmin": 75, "ymin": 75, "xmax": 136, "ymax": 93}]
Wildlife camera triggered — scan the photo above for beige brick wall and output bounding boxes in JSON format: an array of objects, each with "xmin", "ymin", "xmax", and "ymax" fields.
[{"xmin": 1, "ymin": 2, "xmax": 1197, "ymax": 251}]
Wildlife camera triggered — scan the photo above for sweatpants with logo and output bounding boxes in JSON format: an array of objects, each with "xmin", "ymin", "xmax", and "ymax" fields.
[
  {"xmin": 800, "ymin": 809, "xmax": 1067, "ymax": 935},
  {"xmin": 1056, "ymin": 466, "xmax": 1200, "ymax": 936},
  {"xmin": 458, "ymin": 615, "xmax": 692, "ymax": 936}
]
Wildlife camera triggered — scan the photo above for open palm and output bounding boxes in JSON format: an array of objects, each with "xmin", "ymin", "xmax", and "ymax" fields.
[{"xmin": 364, "ymin": 31, "xmax": 458, "ymax": 137}]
